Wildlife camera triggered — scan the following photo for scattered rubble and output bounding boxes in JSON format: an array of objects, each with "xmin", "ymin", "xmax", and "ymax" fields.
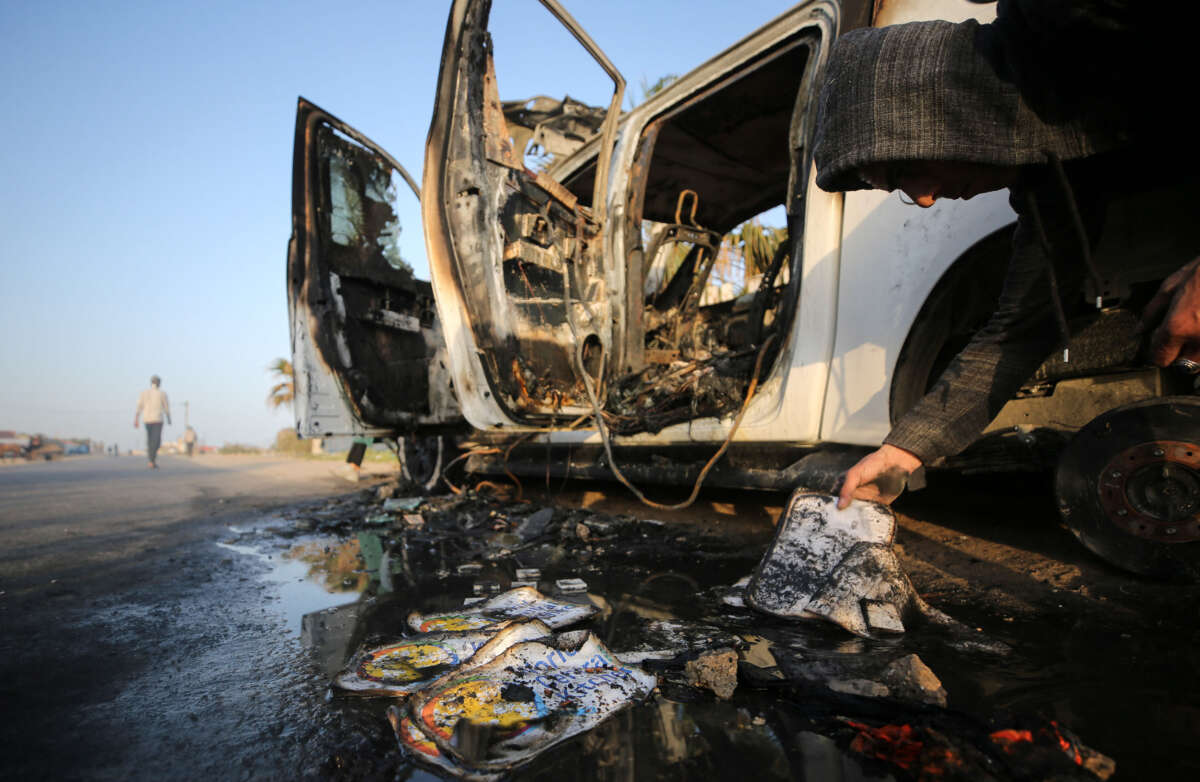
[
  {"xmin": 382, "ymin": 497, "xmax": 423, "ymax": 512},
  {"xmin": 881, "ymin": 654, "xmax": 948, "ymax": 706},
  {"xmin": 514, "ymin": 507, "xmax": 554, "ymax": 538},
  {"xmin": 837, "ymin": 715, "xmax": 1115, "ymax": 781},
  {"xmin": 252, "ymin": 483, "xmax": 1117, "ymax": 779},
  {"xmin": 684, "ymin": 648, "xmax": 739, "ymax": 700},
  {"xmin": 554, "ymin": 577, "xmax": 588, "ymax": 593}
]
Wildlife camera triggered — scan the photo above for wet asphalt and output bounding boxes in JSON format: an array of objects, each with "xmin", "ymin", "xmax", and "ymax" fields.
[{"xmin": 0, "ymin": 455, "xmax": 361, "ymax": 780}]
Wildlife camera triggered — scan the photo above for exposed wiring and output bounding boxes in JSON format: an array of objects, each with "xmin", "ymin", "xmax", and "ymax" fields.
[
  {"xmin": 502, "ymin": 433, "xmax": 533, "ymax": 501},
  {"xmin": 558, "ymin": 202, "xmax": 777, "ymax": 510},
  {"xmin": 440, "ymin": 447, "xmax": 501, "ymax": 495},
  {"xmin": 473, "ymin": 479, "xmax": 517, "ymax": 498},
  {"xmin": 437, "ymin": 435, "xmax": 532, "ymax": 499},
  {"xmin": 579, "ymin": 332, "xmax": 774, "ymax": 512}
]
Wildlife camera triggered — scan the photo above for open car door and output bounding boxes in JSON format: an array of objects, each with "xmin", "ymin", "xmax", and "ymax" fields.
[
  {"xmin": 422, "ymin": 0, "xmax": 626, "ymax": 430},
  {"xmin": 287, "ymin": 99, "xmax": 461, "ymax": 443}
]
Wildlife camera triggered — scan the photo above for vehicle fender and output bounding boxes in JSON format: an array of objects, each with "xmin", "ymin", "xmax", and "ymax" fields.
[{"xmin": 819, "ymin": 189, "xmax": 1015, "ymax": 446}]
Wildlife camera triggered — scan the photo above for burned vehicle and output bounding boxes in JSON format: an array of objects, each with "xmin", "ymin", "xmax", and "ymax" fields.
[{"xmin": 288, "ymin": 0, "xmax": 1200, "ymax": 577}]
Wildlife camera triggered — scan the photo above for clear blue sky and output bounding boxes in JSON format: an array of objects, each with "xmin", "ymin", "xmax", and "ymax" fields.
[{"xmin": 0, "ymin": 0, "xmax": 795, "ymax": 450}]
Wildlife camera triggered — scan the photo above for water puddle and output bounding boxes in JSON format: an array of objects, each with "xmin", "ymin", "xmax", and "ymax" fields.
[{"xmin": 217, "ymin": 537, "xmax": 365, "ymax": 633}]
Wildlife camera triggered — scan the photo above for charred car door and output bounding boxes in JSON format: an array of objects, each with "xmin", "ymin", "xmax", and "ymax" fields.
[
  {"xmin": 422, "ymin": 0, "xmax": 626, "ymax": 429},
  {"xmin": 288, "ymin": 98, "xmax": 460, "ymax": 440}
]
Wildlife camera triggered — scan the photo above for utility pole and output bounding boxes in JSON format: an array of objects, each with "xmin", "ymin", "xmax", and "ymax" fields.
[{"xmin": 184, "ymin": 400, "xmax": 189, "ymax": 427}]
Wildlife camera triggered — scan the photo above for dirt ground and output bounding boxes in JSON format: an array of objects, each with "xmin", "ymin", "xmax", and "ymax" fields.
[
  {"xmin": 532, "ymin": 469, "xmax": 1200, "ymax": 630},
  {"xmin": 1, "ymin": 455, "xmax": 1196, "ymax": 780}
]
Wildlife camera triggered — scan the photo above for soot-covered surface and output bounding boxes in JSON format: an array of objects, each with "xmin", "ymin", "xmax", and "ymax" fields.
[
  {"xmin": 6, "ymin": 473, "xmax": 1196, "ymax": 780},
  {"xmin": 213, "ymin": 487, "xmax": 1123, "ymax": 779}
]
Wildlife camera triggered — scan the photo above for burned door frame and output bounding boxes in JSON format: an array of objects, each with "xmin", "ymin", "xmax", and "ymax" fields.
[
  {"xmin": 617, "ymin": 28, "xmax": 825, "ymax": 386},
  {"xmin": 288, "ymin": 98, "xmax": 460, "ymax": 439},
  {"xmin": 422, "ymin": 0, "xmax": 627, "ymax": 431}
]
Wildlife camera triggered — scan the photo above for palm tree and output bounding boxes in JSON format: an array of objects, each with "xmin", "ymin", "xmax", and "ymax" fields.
[
  {"xmin": 630, "ymin": 74, "xmax": 679, "ymax": 109},
  {"xmin": 732, "ymin": 219, "xmax": 787, "ymax": 278},
  {"xmin": 266, "ymin": 358, "xmax": 295, "ymax": 409}
]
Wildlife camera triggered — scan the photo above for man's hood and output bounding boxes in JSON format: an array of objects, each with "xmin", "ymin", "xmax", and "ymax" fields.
[{"xmin": 812, "ymin": 19, "xmax": 1120, "ymax": 193}]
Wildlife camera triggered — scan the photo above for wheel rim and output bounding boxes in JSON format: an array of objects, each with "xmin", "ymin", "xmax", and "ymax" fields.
[
  {"xmin": 1056, "ymin": 396, "xmax": 1200, "ymax": 579},
  {"xmin": 1097, "ymin": 441, "xmax": 1200, "ymax": 542}
]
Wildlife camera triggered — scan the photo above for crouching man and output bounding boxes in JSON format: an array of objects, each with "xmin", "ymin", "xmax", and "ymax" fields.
[{"xmin": 808, "ymin": 4, "xmax": 1200, "ymax": 508}]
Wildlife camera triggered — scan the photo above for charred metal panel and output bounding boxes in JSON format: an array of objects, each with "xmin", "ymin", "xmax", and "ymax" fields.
[
  {"xmin": 466, "ymin": 442, "xmax": 872, "ymax": 492},
  {"xmin": 309, "ymin": 126, "xmax": 435, "ymax": 421},
  {"xmin": 436, "ymin": 0, "xmax": 613, "ymax": 421},
  {"xmin": 502, "ymin": 95, "xmax": 607, "ymax": 163},
  {"xmin": 289, "ymin": 99, "xmax": 461, "ymax": 436}
]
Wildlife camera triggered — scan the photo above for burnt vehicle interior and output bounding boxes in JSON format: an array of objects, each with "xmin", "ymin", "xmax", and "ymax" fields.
[
  {"xmin": 291, "ymin": 102, "xmax": 445, "ymax": 428},
  {"xmin": 598, "ymin": 33, "xmax": 815, "ymax": 435},
  {"xmin": 475, "ymin": 15, "xmax": 819, "ymax": 435}
]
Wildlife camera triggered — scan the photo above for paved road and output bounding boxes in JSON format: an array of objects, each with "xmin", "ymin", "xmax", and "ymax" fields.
[
  {"xmin": 0, "ymin": 454, "xmax": 389, "ymax": 780},
  {"xmin": 0, "ymin": 454, "xmax": 377, "ymax": 595}
]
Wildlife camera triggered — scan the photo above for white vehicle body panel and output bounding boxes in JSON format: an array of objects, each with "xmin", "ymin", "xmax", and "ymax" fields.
[
  {"xmin": 290, "ymin": 301, "xmax": 376, "ymax": 438},
  {"xmin": 820, "ymin": 190, "xmax": 1015, "ymax": 445},
  {"xmin": 874, "ymin": 0, "xmax": 993, "ymax": 27}
]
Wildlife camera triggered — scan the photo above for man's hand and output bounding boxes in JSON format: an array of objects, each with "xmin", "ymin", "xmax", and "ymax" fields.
[
  {"xmin": 133, "ymin": 416, "xmax": 139, "ymax": 428},
  {"xmin": 1143, "ymin": 256, "xmax": 1200, "ymax": 367},
  {"xmin": 837, "ymin": 444, "xmax": 923, "ymax": 509}
]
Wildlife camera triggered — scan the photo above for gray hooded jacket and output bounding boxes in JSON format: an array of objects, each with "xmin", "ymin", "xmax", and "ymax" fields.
[
  {"xmin": 813, "ymin": 16, "xmax": 1126, "ymax": 193},
  {"xmin": 809, "ymin": 3, "xmax": 1164, "ymax": 465}
]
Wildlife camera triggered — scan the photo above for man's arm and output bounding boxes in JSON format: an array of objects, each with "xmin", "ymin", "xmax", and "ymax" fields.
[
  {"xmin": 134, "ymin": 392, "xmax": 142, "ymax": 428},
  {"xmin": 163, "ymin": 393, "xmax": 171, "ymax": 426},
  {"xmin": 839, "ymin": 174, "xmax": 1101, "ymax": 505}
]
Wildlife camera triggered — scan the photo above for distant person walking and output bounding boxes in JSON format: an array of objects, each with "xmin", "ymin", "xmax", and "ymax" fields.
[
  {"xmin": 134, "ymin": 375, "xmax": 171, "ymax": 469},
  {"xmin": 183, "ymin": 425, "xmax": 197, "ymax": 457}
]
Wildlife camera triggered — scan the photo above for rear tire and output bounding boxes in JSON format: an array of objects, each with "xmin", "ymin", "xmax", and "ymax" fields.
[{"xmin": 400, "ymin": 435, "xmax": 447, "ymax": 490}]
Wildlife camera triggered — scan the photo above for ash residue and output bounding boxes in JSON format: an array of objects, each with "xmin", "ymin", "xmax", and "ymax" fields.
[{"xmin": 223, "ymin": 482, "xmax": 1116, "ymax": 781}]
